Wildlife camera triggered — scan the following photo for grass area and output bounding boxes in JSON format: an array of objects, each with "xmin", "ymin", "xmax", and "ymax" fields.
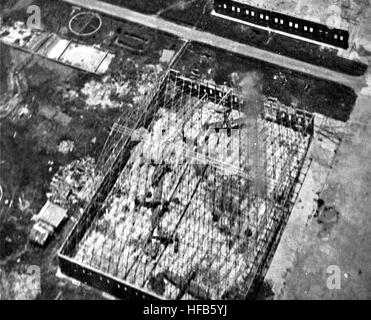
[{"xmin": 0, "ymin": 44, "xmax": 11, "ymax": 94}]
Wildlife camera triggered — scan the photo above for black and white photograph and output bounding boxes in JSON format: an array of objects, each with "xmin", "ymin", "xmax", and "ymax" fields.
[{"xmin": 0, "ymin": 0, "xmax": 370, "ymax": 307}]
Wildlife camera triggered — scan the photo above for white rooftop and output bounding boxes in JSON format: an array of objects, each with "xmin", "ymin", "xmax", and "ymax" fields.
[
  {"xmin": 233, "ymin": 0, "xmax": 363, "ymax": 31},
  {"xmin": 36, "ymin": 201, "xmax": 67, "ymax": 229}
]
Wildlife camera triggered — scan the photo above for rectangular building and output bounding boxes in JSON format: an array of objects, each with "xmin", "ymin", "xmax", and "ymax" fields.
[
  {"xmin": 58, "ymin": 70, "xmax": 314, "ymax": 300},
  {"xmin": 213, "ymin": 0, "xmax": 355, "ymax": 49}
]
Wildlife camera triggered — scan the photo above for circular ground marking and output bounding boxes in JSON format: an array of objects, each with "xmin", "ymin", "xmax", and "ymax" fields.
[{"xmin": 69, "ymin": 12, "xmax": 102, "ymax": 37}]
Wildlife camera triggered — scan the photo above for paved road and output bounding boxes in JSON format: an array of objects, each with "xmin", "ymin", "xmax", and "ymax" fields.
[{"xmin": 63, "ymin": 0, "xmax": 365, "ymax": 91}]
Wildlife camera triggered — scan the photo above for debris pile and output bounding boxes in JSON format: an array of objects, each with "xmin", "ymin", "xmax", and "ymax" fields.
[
  {"xmin": 0, "ymin": 21, "xmax": 114, "ymax": 74},
  {"xmin": 81, "ymin": 75, "xmax": 131, "ymax": 109},
  {"xmin": 81, "ymin": 60, "xmax": 164, "ymax": 110},
  {"xmin": 47, "ymin": 157, "xmax": 96, "ymax": 208},
  {"xmin": 74, "ymin": 98, "xmax": 309, "ymax": 299},
  {"xmin": 0, "ymin": 21, "xmax": 34, "ymax": 47},
  {"xmin": 0, "ymin": 269, "xmax": 40, "ymax": 300},
  {"xmin": 58, "ymin": 140, "xmax": 75, "ymax": 155},
  {"xmin": 0, "ymin": 67, "xmax": 28, "ymax": 120},
  {"xmin": 18, "ymin": 194, "xmax": 31, "ymax": 214}
]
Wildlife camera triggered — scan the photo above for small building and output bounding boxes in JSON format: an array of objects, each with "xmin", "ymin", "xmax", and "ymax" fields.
[
  {"xmin": 160, "ymin": 49, "xmax": 175, "ymax": 64},
  {"xmin": 212, "ymin": 0, "xmax": 354, "ymax": 49},
  {"xmin": 30, "ymin": 201, "xmax": 68, "ymax": 247}
]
